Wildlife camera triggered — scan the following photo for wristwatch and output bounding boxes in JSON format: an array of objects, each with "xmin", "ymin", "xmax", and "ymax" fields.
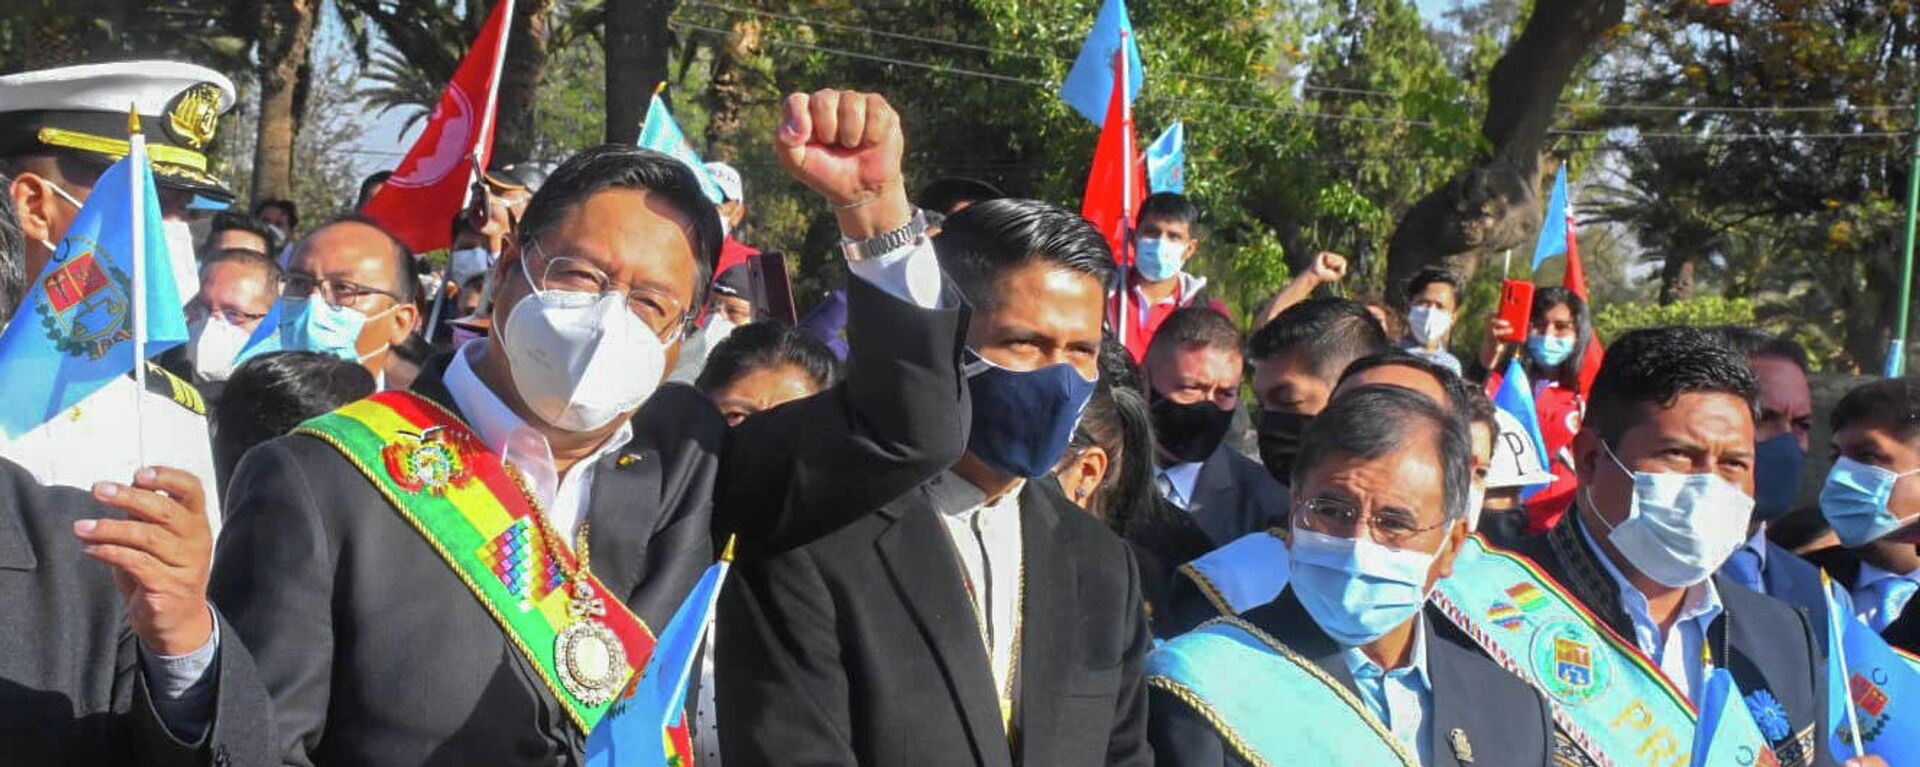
[{"xmin": 839, "ymin": 208, "xmax": 928, "ymax": 263}]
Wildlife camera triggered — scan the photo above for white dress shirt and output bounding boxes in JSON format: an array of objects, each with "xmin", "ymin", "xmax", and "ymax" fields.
[
  {"xmin": 442, "ymin": 342, "xmax": 633, "ymax": 546},
  {"xmin": 926, "ymin": 470, "xmax": 1024, "ymax": 734},
  {"xmin": 1156, "ymin": 461, "xmax": 1204, "ymax": 510},
  {"xmin": 1579, "ymin": 518, "xmax": 1723, "ymax": 701}
]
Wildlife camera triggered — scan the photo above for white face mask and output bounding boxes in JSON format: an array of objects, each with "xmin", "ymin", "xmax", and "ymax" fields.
[
  {"xmin": 186, "ymin": 312, "xmax": 253, "ymax": 381},
  {"xmin": 1465, "ymin": 483, "xmax": 1488, "ymax": 532},
  {"xmin": 501, "ymin": 257, "xmax": 671, "ymax": 433},
  {"xmin": 1406, "ymin": 305, "xmax": 1453, "ymax": 347},
  {"xmin": 1585, "ymin": 441, "xmax": 1754, "ymax": 588}
]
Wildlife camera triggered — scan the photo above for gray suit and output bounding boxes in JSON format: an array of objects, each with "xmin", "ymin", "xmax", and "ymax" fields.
[
  {"xmin": 0, "ymin": 456, "xmax": 274, "ymax": 766},
  {"xmin": 1181, "ymin": 444, "xmax": 1287, "ymax": 547}
]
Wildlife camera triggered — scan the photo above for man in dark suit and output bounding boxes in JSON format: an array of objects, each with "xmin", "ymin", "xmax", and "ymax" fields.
[
  {"xmin": 1502, "ymin": 327, "xmax": 1885, "ymax": 767},
  {"xmin": 717, "ymin": 199, "xmax": 1149, "ymax": 766},
  {"xmin": 1151, "ymin": 386, "xmax": 1555, "ymax": 767},
  {"xmin": 1805, "ymin": 376, "xmax": 1920, "ymax": 652},
  {"xmin": 1143, "ymin": 307, "xmax": 1285, "ymax": 545},
  {"xmin": 0, "ymin": 459, "xmax": 273, "ymax": 764},
  {"xmin": 211, "ymin": 90, "xmax": 970, "ymax": 764}
]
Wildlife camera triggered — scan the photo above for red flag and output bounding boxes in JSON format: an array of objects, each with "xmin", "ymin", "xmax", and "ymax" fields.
[
  {"xmin": 362, "ymin": 0, "xmax": 514, "ymax": 254},
  {"xmin": 1563, "ymin": 208, "xmax": 1605, "ymax": 393},
  {"xmin": 1080, "ymin": 46, "xmax": 1145, "ymax": 273}
]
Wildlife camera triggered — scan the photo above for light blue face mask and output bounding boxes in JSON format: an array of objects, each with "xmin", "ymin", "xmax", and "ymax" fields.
[
  {"xmin": 1527, "ymin": 333, "xmax": 1576, "ymax": 367},
  {"xmin": 1133, "ymin": 236, "xmax": 1187, "ymax": 282},
  {"xmin": 1821, "ymin": 456, "xmax": 1920, "ymax": 547},
  {"xmin": 1287, "ymin": 527, "xmax": 1439, "ymax": 646},
  {"xmin": 278, "ymin": 297, "xmax": 388, "ymax": 362}
]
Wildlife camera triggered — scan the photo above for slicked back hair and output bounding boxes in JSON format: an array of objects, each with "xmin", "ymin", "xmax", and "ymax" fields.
[
  {"xmin": 1585, "ymin": 326, "xmax": 1760, "ymax": 446},
  {"xmin": 1146, "ymin": 306, "xmax": 1241, "ymax": 368},
  {"xmin": 1295, "ymin": 384, "xmax": 1473, "ymax": 522},
  {"xmin": 1247, "ymin": 297, "xmax": 1390, "ymax": 381},
  {"xmin": 517, "ymin": 145, "xmax": 724, "ymax": 308},
  {"xmin": 934, "ymin": 198, "xmax": 1114, "ymax": 313}
]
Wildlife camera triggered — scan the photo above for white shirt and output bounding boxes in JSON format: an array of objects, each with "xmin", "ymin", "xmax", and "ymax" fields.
[
  {"xmin": 925, "ymin": 470, "xmax": 1024, "ymax": 733},
  {"xmin": 442, "ymin": 341, "xmax": 633, "ymax": 546},
  {"xmin": 1156, "ymin": 461, "xmax": 1204, "ymax": 510},
  {"xmin": 1579, "ymin": 518, "xmax": 1723, "ymax": 701}
]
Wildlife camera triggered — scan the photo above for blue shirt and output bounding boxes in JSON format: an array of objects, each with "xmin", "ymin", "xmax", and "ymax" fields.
[
  {"xmin": 1578, "ymin": 516, "xmax": 1723, "ymax": 701},
  {"xmin": 1341, "ymin": 617, "xmax": 1433, "ymax": 765}
]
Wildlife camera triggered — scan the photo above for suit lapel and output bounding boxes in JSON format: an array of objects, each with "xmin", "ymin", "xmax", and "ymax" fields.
[
  {"xmin": 1188, "ymin": 448, "xmax": 1235, "ymax": 543},
  {"xmin": 584, "ymin": 442, "xmax": 663, "ymax": 605},
  {"xmin": 1012, "ymin": 485, "xmax": 1076, "ymax": 766},
  {"xmin": 1424, "ymin": 612, "xmax": 1472, "ymax": 767},
  {"xmin": 874, "ymin": 489, "xmax": 1013, "ymax": 767}
]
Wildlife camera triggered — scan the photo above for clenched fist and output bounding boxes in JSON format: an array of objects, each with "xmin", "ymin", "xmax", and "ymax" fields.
[
  {"xmin": 776, "ymin": 89, "xmax": 912, "ymax": 240},
  {"xmin": 75, "ymin": 466, "xmax": 214, "ymax": 656}
]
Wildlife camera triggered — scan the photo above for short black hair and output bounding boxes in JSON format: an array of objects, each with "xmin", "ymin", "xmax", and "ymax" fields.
[
  {"xmin": 518, "ymin": 145, "xmax": 723, "ymax": 309},
  {"xmin": 1145, "ymin": 306, "xmax": 1241, "ymax": 366},
  {"xmin": 1830, "ymin": 377, "xmax": 1920, "ymax": 444},
  {"xmin": 355, "ymin": 170, "xmax": 393, "ymax": 209},
  {"xmin": 1337, "ymin": 350, "xmax": 1472, "ymax": 423},
  {"xmin": 1295, "ymin": 384, "xmax": 1473, "ymax": 522},
  {"xmin": 204, "ymin": 211, "xmax": 276, "ymax": 255},
  {"xmin": 1585, "ymin": 326, "xmax": 1760, "ymax": 446},
  {"xmin": 1710, "ymin": 326, "xmax": 1810, "ymax": 375},
  {"xmin": 917, "ymin": 177, "xmax": 1005, "ymax": 216},
  {"xmin": 0, "ymin": 171, "xmax": 22, "ymax": 327},
  {"xmin": 1527, "ymin": 286, "xmax": 1593, "ymax": 388},
  {"xmin": 212, "ymin": 351, "xmax": 375, "ymax": 488},
  {"xmin": 1404, "ymin": 266, "xmax": 1461, "ymax": 304},
  {"xmin": 251, "ymin": 198, "xmax": 299, "ymax": 229},
  {"xmin": 694, "ymin": 321, "xmax": 842, "ymax": 395},
  {"xmin": 1099, "ymin": 333, "xmax": 1143, "ymax": 395},
  {"xmin": 1136, "ymin": 192, "xmax": 1198, "ymax": 230},
  {"xmin": 934, "ymin": 198, "xmax": 1114, "ymax": 312},
  {"xmin": 295, "ymin": 213, "xmax": 419, "ymax": 305},
  {"xmin": 1247, "ymin": 297, "xmax": 1391, "ymax": 381},
  {"xmin": 200, "ymin": 247, "xmax": 282, "ymax": 284}
]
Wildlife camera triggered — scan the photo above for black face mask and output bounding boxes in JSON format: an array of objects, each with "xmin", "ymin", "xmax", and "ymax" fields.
[
  {"xmin": 1150, "ymin": 392, "xmax": 1235, "ymax": 464},
  {"xmin": 1257, "ymin": 410, "xmax": 1313, "ymax": 484}
]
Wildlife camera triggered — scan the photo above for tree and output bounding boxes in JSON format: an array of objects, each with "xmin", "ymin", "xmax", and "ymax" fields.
[
  {"xmin": 249, "ymin": 0, "xmax": 319, "ymax": 201},
  {"xmin": 604, "ymin": 0, "xmax": 680, "ymax": 144}
]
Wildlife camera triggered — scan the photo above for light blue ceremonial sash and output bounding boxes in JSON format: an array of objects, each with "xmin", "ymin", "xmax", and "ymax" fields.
[
  {"xmin": 1177, "ymin": 529, "xmax": 1289, "ymax": 617},
  {"xmin": 1145, "ymin": 617, "xmax": 1418, "ymax": 767},
  {"xmin": 1433, "ymin": 535, "xmax": 1701, "ymax": 767}
]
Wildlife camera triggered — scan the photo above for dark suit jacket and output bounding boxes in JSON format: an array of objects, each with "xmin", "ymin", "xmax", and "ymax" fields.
[
  {"xmin": 1803, "ymin": 546, "xmax": 1920, "ymax": 653},
  {"xmin": 0, "ymin": 457, "xmax": 273, "ymax": 766},
  {"xmin": 1505, "ymin": 514, "xmax": 1835, "ymax": 767},
  {"xmin": 715, "ymin": 480, "xmax": 1152, "ymax": 767},
  {"xmin": 1183, "ymin": 446, "xmax": 1286, "ymax": 547},
  {"xmin": 1149, "ymin": 590, "xmax": 1555, "ymax": 767},
  {"xmin": 209, "ymin": 277, "xmax": 968, "ymax": 766}
]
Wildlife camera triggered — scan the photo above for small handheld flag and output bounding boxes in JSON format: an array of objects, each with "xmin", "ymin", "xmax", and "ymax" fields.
[
  {"xmin": 0, "ymin": 113, "xmax": 187, "ymax": 438},
  {"xmin": 1488, "ymin": 359, "xmax": 1554, "ymax": 497},
  {"xmin": 1060, "ymin": 0, "xmax": 1146, "ymax": 124},
  {"xmin": 637, "ymin": 87, "xmax": 726, "ymax": 205},
  {"xmin": 1825, "ymin": 574, "xmax": 1920, "ymax": 763},
  {"xmin": 1146, "ymin": 121, "xmax": 1185, "ymax": 194},
  {"xmin": 1531, "ymin": 166, "xmax": 1571, "ymax": 270},
  {"xmin": 1690, "ymin": 668, "xmax": 1779, "ymax": 767}
]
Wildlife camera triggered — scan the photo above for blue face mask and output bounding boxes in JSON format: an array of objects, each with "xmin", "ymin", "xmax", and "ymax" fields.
[
  {"xmin": 1133, "ymin": 237, "xmax": 1187, "ymax": 282},
  {"xmin": 1526, "ymin": 333, "xmax": 1576, "ymax": 367},
  {"xmin": 1751, "ymin": 433, "xmax": 1806, "ymax": 523},
  {"xmin": 964, "ymin": 351, "xmax": 1097, "ymax": 478},
  {"xmin": 1820, "ymin": 456, "xmax": 1920, "ymax": 547},
  {"xmin": 1287, "ymin": 527, "xmax": 1439, "ymax": 646},
  {"xmin": 279, "ymin": 297, "xmax": 386, "ymax": 362}
]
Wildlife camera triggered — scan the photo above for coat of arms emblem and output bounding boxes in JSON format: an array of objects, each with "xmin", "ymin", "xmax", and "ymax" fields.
[{"xmin": 35, "ymin": 241, "xmax": 131, "ymax": 360}]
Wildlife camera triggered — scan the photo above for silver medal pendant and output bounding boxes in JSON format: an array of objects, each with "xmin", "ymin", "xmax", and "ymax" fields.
[{"xmin": 554, "ymin": 580, "xmax": 629, "ymax": 707}]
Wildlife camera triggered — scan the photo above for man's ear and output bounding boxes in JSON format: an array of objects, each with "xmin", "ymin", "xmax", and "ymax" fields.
[
  {"xmin": 1572, "ymin": 428, "xmax": 1602, "ymax": 486},
  {"xmin": 391, "ymin": 302, "xmax": 421, "ymax": 345},
  {"xmin": 10, "ymin": 171, "xmax": 59, "ymax": 247}
]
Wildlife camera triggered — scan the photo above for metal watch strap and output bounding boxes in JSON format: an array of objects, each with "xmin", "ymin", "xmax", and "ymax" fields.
[{"xmin": 839, "ymin": 208, "xmax": 927, "ymax": 263}]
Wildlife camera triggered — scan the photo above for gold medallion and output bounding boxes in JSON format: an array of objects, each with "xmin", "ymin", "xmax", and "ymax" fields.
[{"xmin": 553, "ymin": 580, "xmax": 629, "ymax": 706}]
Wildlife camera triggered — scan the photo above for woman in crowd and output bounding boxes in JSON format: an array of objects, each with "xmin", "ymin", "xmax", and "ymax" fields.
[{"xmin": 1478, "ymin": 285, "xmax": 1594, "ymax": 532}]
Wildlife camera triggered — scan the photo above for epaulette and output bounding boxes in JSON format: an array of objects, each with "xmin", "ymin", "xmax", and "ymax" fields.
[{"xmin": 130, "ymin": 361, "xmax": 207, "ymax": 416}]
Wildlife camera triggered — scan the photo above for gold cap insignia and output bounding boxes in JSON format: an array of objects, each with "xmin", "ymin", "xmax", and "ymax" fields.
[{"xmin": 165, "ymin": 82, "xmax": 222, "ymax": 150}]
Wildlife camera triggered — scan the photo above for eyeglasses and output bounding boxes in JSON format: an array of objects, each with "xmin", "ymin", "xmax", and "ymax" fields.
[
  {"xmin": 279, "ymin": 273, "xmax": 399, "ymax": 309},
  {"xmin": 1294, "ymin": 496, "xmax": 1450, "ymax": 548},
  {"xmin": 190, "ymin": 301, "xmax": 270, "ymax": 328},
  {"xmin": 522, "ymin": 240, "xmax": 693, "ymax": 341}
]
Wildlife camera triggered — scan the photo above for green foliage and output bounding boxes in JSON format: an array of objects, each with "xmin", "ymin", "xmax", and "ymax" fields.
[{"xmin": 1592, "ymin": 295, "xmax": 1754, "ymax": 343}]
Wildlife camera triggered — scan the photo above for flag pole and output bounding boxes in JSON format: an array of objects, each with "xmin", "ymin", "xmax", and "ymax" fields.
[
  {"xmin": 127, "ymin": 106, "xmax": 148, "ymax": 465},
  {"xmin": 1825, "ymin": 573, "xmax": 1867, "ymax": 757},
  {"xmin": 1889, "ymin": 96, "xmax": 1920, "ymax": 377},
  {"xmin": 1114, "ymin": 36, "xmax": 1132, "ymax": 348},
  {"xmin": 429, "ymin": 0, "xmax": 516, "ymax": 342}
]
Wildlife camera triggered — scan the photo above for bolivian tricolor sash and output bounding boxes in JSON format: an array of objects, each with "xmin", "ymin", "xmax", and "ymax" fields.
[
  {"xmin": 1146, "ymin": 617, "xmax": 1419, "ymax": 767},
  {"xmin": 1434, "ymin": 535, "xmax": 1717, "ymax": 767},
  {"xmin": 297, "ymin": 390, "xmax": 663, "ymax": 736}
]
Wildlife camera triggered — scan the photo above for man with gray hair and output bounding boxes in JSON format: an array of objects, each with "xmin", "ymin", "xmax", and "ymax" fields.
[{"xmin": 1147, "ymin": 385, "xmax": 1557, "ymax": 766}]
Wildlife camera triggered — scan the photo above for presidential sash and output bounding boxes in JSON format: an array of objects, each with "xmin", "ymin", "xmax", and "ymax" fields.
[
  {"xmin": 1146, "ymin": 617, "xmax": 1419, "ymax": 767},
  {"xmin": 1177, "ymin": 528, "xmax": 1290, "ymax": 618},
  {"xmin": 1434, "ymin": 535, "xmax": 1712, "ymax": 767},
  {"xmin": 298, "ymin": 390, "xmax": 658, "ymax": 734}
]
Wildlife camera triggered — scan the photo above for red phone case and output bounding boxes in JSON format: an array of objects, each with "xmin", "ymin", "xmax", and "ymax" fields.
[{"xmin": 1497, "ymin": 280, "xmax": 1535, "ymax": 344}]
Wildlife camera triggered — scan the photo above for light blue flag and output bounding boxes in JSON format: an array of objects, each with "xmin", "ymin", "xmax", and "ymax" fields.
[
  {"xmin": 1490, "ymin": 358, "xmax": 1553, "ymax": 498},
  {"xmin": 0, "ymin": 134, "xmax": 187, "ymax": 438},
  {"xmin": 1060, "ymin": 0, "xmax": 1146, "ymax": 124},
  {"xmin": 1827, "ymin": 576, "xmax": 1920, "ymax": 763},
  {"xmin": 637, "ymin": 93, "xmax": 726, "ymax": 204},
  {"xmin": 585, "ymin": 553, "xmax": 733, "ymax": 767},
  {"xmin": 1531, "ymin": 165, "xmax": 1570, "ymax": 270},
  {"xmin": 1692, "ymin": 668, "xmax": 1782, "ymax": 767},
  {"xmin": 1146, "ymin": 120, "xmax": 1185, "ymax": 194}
]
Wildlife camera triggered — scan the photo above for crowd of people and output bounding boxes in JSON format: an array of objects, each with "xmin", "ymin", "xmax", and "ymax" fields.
[{"xmin": 0, "ymin": 58, "xmax": 1914, "ymax": 767}]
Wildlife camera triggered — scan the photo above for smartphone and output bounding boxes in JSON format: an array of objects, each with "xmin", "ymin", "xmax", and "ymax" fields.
[
  {"xmin": 1497, "ymin": 280, "xmax": 1535, "ymax": 344},
  {"xmin": 746, "ymin": 251, "xmax": 798, "ymax": 326}
]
